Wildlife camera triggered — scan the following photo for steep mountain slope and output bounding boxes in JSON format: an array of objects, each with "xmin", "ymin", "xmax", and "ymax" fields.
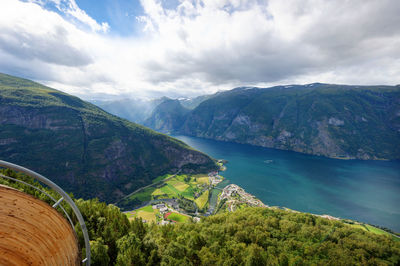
[
  {"xmin": 144, "ymin": 98, "xmax": 190, "ymax": 133},
  {"xmin": 0, "ymin": 73, "xmax": 217, "ymax": 202},
  {"xmin": 151, "ymin": 84, "xmax": 400, "ymax": 160}
]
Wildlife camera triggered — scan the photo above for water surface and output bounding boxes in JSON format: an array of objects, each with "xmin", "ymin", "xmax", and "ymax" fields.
[{"xmin": 174, "ymin": 135, "xmax": 400, "ymax": 232}]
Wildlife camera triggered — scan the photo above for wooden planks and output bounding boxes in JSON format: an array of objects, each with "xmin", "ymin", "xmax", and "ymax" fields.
[{"xmin": 0, "ymin": 185, "xmax": 79, "ymax": 265}]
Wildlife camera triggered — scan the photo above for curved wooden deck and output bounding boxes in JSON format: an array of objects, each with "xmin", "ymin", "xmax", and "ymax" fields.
[{"xmin": 0, "ymin": 185, "xmax": 79, "ymax": 265}]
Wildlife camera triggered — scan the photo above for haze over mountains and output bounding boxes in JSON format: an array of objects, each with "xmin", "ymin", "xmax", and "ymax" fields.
[
  {"xmin": 92, "ymin": 94, "xmax": 215, "ymax": 125},
  {"xmin": 0, "ymin": 73, "xmax": 217, "ymax": 202},
  {"xmin": 112, "ymin": 84, "xmax": 400, "ymax": 161},
  {"xmin": 92, "ymin": 97, "xmax": 166, "ymax": 124}
]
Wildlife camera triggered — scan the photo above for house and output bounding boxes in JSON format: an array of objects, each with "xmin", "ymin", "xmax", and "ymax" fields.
[
  {"xmin": 159, "ymin": 206, "xmax": 168, "ymax": 213},
  {"xmin": 153, "ymin": 203, "xmax": 165, "ymax": 209}
]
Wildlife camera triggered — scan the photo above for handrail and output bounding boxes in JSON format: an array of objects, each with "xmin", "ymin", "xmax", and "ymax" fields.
[{"xmin": 0, "ymin": 160, "xmax": 91, "ymax": 265}]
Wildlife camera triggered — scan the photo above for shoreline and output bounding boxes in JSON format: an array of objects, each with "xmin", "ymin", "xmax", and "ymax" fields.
[
  {"xmin": 219, "ymin": 182, "xmax": 399, "ymax": 239},
  {"xmin": 173, "ymin": 134, "xmax": 397, "ymax": 161},
  {"xmin": 123, "ymin": 158, "xmax": 399, "ymax": 237}
]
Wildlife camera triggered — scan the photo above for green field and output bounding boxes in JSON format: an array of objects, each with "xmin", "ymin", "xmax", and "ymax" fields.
[
  {"xmin": 165, "ymin": 212, "xmax": 190, "ymax": 223},
  {"xmin": 195, "ymin": 190, "xmax": 209, "ymax": 209},
  {"xmin": 123, "ymin": 174, "xmax": 208, "ymax": 206},
  {"xmin": 181, "ymin": 186, "xmax": 196, "ymax": 200},
  {"xmin": 126, "ymin": 187, "xmax": 154, "ymax": 202},
  {"xmin": 195, "ymin": 176, "xmax": 209, "ymax": 185},
  {"xmin": 348, "ymin": 223, "xmax": 399, "ymax": 241},
  {"xmin": 125, "ymin": 206, "xmax": 159, "ymax": 223},
  {"xmin": 168, "ymin": 180, "xmax": 189, "ymax": 191}
]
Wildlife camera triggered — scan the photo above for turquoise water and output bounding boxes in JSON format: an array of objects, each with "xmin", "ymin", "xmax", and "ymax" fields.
[{"xmin": 174, "ymin": 135, "xmax": 400, "ymax": 232}]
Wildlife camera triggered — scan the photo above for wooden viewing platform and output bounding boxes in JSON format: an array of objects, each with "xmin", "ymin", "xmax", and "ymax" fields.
[{"xmin": 0, "ymin": 185, "xmax": 80, "ymax": 266}]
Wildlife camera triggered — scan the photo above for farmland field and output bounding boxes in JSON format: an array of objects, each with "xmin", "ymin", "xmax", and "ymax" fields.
[
  {"xmin": 169, "ymin": 180, "xmax": 189, "ymax": 191},
  {"xmin": 165, "ymin": 212, "xmax": 190, "ymax": 223},
  {"xmin": 195, "ymin": 190, "xmax": 209, "ymax": 209},
  {"xmin": 126, "ymin": 187, "xmax": 153, "ymax": 202},
  {"xmin": 121, "ymin": 174, "xmax": 213, "ymax": 209},
  {"xmin": 125, "ymin": 206, "xmax": 159, "ymax": 223},
  {"xmin": 347, "ymin": 223, "xmax": 399, "ymax": 241},
  {"xmin": 195, "ymin": 176, "xmax": 209, "ymax": 185}
]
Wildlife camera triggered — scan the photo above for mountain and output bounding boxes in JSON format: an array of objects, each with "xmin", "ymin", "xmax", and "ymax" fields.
[
  {"xmin": 0, "ymin": 73, "xmax": 217, "ymax": 202},
  {"xmin": 92, "ymin": 94, "xmax": 213, "ymax": 125},
  {"xmin": 144, "ymin": 98, "xmax": 190, "ymax": 133},
  {"xmin": 147, "ymin": 84, "xmax": 400, "ymax": 160},
  {"xmin": 179, "ymin": 94, "xmax": 215, "ymax": 109},
  {"xmin": 90, "ymin": 97, "xmax": 165, "ymax": 124}
]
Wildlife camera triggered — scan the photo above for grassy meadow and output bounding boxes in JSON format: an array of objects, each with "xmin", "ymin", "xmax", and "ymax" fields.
[
  {"xmin": 125, "ymin": 205, "xmax": 160, "ymax": 223},
  {"xmin": 123, "ymin": 174, "xmax": 211, "ymax": 209}
]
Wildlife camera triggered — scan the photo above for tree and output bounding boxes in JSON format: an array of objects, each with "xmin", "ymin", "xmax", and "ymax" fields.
[{"xmin": 90, "ymin": 238, "xmax": 110, "ymax": 266}]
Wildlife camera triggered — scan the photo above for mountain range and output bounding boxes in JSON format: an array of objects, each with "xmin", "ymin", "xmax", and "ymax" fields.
[
  {"xmin": 0, "ymin": 73, "xmax": 217, "ymax": 202},
  {"xmin": 145, "ymin": 84, "xmax": 400, "ymax": 160}
]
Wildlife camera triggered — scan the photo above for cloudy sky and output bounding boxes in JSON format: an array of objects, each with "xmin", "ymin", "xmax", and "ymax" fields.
[{"xmin": 0, "ymin": 0, "xmax": 399, "ymax": 99}]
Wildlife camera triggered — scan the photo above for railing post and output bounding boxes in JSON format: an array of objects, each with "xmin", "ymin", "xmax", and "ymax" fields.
[{"xmin": 52, "ymin": 197, "xmax": 64, "ymax": 208}]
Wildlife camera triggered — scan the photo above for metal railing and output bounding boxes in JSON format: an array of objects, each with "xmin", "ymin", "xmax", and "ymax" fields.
[{"xmin": 0, "ymin": 160, "xmax": 91, "ymax": 265}]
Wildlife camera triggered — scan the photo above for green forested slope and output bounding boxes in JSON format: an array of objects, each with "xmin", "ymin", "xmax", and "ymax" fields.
[
  {"xmin": 0, "ymin": 73, "xmax": 217, "ymax": 202},
  {"xmin": 1, "ymin": 170, "xmax": 399, "ymax": 266},
  {"xmin": 152, "ymin": 84, "xmax": 400, "ymax": 160},
  {"xmin": 144, "ymin": 98, "xmax": 190, "ymax": 133}
]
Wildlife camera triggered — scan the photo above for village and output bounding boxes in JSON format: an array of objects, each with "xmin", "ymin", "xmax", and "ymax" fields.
[
  {"xmin": 208, "ymin": 171, "xmax": 223, "ymax": 186},
  {"xmin": 217, "ymin": 184, "xmax": 268, "ymax": 212},
  {"xmin": 149, "ymin": 202, "xmax": 201, "ymax": 225}
]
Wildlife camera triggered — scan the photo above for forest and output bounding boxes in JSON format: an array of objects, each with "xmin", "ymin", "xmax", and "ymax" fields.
[{"xmin": 1, "ymin": 169, "xmax": 399, "ymax": 265}]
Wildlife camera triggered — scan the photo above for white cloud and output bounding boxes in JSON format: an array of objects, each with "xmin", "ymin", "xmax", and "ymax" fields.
[
  {"xmin": 26, "ymin": 0, "xmax": 110, "ymax": 33},
  {"xmin": 57, "ymin": 0, "xmax": 110, "ymax": 33},
  {"xmin": 0, "ymin": 0, "xmax": 399, "ymax": 99}
]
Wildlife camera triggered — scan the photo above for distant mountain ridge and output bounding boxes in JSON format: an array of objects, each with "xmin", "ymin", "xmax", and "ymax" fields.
[
  {"xmin": 0, "ymin": 73, "xmax": 217, "ymax": 202},
  {"xmin": 91, "ymin": 95, "xmax": 215, "ymax": 124},
  {"xmin": 91, "ymin": 97, "xmax": 167, "ymax": 124},
  {"xmin": 146, "ymin": 83, "xmax": 400, "ymax": 160},
  {"xmin": 144, "ymin": 98, "xmax": 190, "ymax": 133}
]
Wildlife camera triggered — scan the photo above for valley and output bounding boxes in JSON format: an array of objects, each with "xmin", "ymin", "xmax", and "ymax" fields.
[{"xmin": 0, "ymin": 73, "xmax": 218, "ymax": 203}]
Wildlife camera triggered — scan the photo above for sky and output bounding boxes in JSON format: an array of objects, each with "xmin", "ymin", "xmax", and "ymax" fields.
[{"xmin": 0, "ymin": 0, "xmax": 399, "ymax": 99}]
